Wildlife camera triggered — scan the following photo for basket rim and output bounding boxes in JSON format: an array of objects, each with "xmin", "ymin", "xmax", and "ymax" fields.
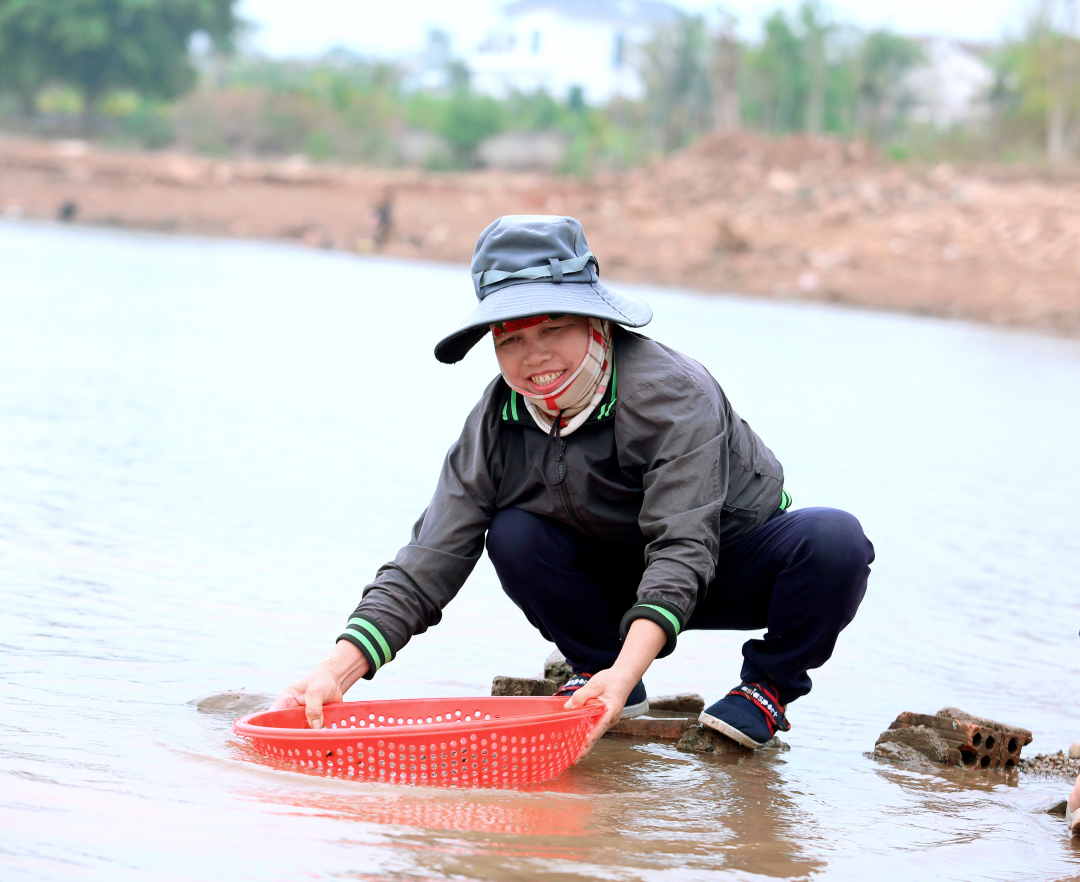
[{"xmin": 233, "ymin": 696, "xmax": 604, "ymax": 740}]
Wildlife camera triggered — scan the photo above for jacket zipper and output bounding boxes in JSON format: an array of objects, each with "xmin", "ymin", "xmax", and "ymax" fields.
[{"xmin": 556, "ymin": 437, "xmax": 593, "ymax": 535}]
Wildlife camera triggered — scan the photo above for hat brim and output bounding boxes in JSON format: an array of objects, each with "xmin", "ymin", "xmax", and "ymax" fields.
[{"xmin": 434, "ymin": 281, "xmax": 652, "ymax": 364}]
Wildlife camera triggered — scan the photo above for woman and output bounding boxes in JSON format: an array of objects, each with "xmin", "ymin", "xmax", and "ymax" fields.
[{"xmin": 272, "ymin": 215, "xmax": 874, "ymax": 753}]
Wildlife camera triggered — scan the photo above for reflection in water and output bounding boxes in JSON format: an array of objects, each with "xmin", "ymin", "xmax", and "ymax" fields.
[
  {"xmin": 235, "ymin": 738, "xmax": 826, "ymax": 880},
  {"xmin": 2, "ymin": 223, "xmax": 1080, "ymax": 880},
  {"xmin": 250, "ymin": 787, "xmax": 595, "ymax": 838}
]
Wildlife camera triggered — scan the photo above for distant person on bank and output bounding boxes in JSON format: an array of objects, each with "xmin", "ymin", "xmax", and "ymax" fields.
[{"xmin": 272, "ymin": 215, "xmax": 875, "ymax": 752}]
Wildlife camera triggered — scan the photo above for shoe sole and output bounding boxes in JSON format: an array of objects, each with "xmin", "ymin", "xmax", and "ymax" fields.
[
  {"xmin": 698, "ymin": 711, "xmax": 767, "ymax": 749},
  {"xmin": 621, "ymin": 698, "xmax": 649, "ymax": 720}
]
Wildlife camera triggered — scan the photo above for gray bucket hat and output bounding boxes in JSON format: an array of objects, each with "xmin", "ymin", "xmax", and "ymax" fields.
[{"xmin": 434, "ymin": 215, "xmax": 652, "ymax": 363}]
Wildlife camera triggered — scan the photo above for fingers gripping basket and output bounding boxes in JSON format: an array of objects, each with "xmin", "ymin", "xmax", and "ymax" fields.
[{"xmin": 233, "ymin": 696, "xmax": 604, "ymax": 787}]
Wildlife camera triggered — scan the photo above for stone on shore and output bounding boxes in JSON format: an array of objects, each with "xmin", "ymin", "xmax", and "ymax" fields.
[
  {"xmin": 875, "ymin": 725, "xmax": 949, "ymax": 764},
  {"xmin": 874, "ymin": 707, "xmax": 1031, "ymax": 771},
  {"xmin": 649, "ymin": 693, "xmax": 706, "ymax": 713},
  {"xmin": 606, "ymin": 714, "xmax": 696, "ymax": 741},
  {"xmin": 1069, "ymin": 743, "xmax": 1080, "ymax": 760},
  {"xmin": 491, "ymin": 676, "xmax": 556, "ymax": 697},
  {"xmin": 1017, "ymin": 750, "xmax": 1080, "ymax": 780},
  {"xmin": 543, "ymin": 651, "xmax": 573, "ymax": 688},
  {"xmin": 870, "ymin": 742, "xmax": 947, "ymax": 774}
]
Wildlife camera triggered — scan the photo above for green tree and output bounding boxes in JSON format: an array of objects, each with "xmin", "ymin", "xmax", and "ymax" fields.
[
  {"xmin": 853, "ymin": 30, "xmax": 924, "ymax": 143},
  {"xmin": 0, "ymin": 2, "xmax": 61, "ymax": 117},
  {"xmin": 1008, "ymin": 0, "xmax": 1080, "ymax": 161},
  {"xmin": 639, "ymin": 13, "xmax": 713, "ymax": 151},
  {"xmin": 709, "ymin": 10, "xmax": 741, "ymax": 131},
  {"xmin": 743, "ymin": 10, "xmax": 809, "ymax": 133},
  {"xmin": 440, "ymin": 89, "xmax": 505, "ymax": 166},
  {"xmin": 798, "ymin": 1, "xmax": 834, "ymax": 133},
  {"xmin": 0, "ymin": 0, "xmax": 239, "ymax": 131}
]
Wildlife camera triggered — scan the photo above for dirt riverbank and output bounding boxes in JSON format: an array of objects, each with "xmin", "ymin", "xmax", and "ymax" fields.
[{"xmin": 2, "ymin": 133, "xmax": 1078, "ymax": 336}]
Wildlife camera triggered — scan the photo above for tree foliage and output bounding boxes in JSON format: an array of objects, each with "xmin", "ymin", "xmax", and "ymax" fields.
[
  {"xmin": 640, "ymin": 3, "xmax": 924, "ymax": 150},
  {"xmin": 639, "ymin": 14, "xmax": 714, "ymax": 151},
  {"xmin": 852, "ymin": 29, "xmax": 924, "ymax": 142},
  {"xmin": 3, "ymin": 0, "xmax": 1078, "ymax": 166},
  {"xmin": 1007, "ymin": 0, "xmax": 1080, "ymax": 160},
  {"xmin": 0, "ymin": 0, "xmax": 239, "ymax": 124}
]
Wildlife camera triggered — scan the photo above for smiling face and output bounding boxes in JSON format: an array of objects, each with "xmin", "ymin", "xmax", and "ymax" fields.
[{"xmin": 492, "ymin": 314, "xmax": 591, "ymax": 395}]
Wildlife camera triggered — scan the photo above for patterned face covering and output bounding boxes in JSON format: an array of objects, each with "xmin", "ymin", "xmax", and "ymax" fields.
[{"xmin": 492, "ymin": 315, "xmax": 614, "ymax": 436}]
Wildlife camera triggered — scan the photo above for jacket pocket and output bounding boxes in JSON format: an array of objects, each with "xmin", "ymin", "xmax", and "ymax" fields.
[{"xmin": 721, "ymin": 502, "xmax": 758, "ymax": 521}]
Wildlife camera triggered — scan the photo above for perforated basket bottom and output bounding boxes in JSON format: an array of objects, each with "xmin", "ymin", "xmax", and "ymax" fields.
[{"xmin": 233, "ymin": 696, "xmax": 603, "ymax": 788}]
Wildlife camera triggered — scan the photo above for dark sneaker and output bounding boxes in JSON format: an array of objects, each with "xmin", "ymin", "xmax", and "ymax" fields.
[
  {"xmin": 554, "ymin": 672, "xmax": 649, "ymax": 719},
  {"xmin": 699, "ymin": 681, "xmax": 791, "ymax": 748}
]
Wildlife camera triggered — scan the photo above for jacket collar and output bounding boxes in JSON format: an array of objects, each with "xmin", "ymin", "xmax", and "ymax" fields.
[{"xmin": 499, "ymin": 357, "xmax": 618, "ymax": 430}]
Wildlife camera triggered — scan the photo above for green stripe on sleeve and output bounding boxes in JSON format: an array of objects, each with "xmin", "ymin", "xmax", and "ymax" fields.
[
  {"xmin": 348, "ymin": 618, "xmax": 392, "ymax": 663},
  {"xmin": 598, "ymin": 361, "xmax": 617, "ymax": 419},
  {"xmin": 639, "ymin": 604, "xmax": 682, "ymax": 635},
  {"xmin": 342, "ymin": 629, "xmax": 383, "ymax": 672}
]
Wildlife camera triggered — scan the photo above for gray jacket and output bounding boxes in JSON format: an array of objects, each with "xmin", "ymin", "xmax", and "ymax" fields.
[{"xmin": 339, "ymin": 328, "xmax": 786, "ymax": 678}]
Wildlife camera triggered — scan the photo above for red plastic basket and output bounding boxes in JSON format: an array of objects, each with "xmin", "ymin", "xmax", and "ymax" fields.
[{"xmin": 233, "ymin": 696, "xmax": 604, "ymax": 787}]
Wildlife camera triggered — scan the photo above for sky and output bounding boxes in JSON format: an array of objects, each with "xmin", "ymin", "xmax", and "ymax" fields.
[{"xmin": 235, "ymin": 0, "xmax": 1030, "ymax": 60}]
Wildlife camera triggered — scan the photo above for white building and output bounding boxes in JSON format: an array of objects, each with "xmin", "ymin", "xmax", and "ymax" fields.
[
  {"xmin": 905, "ymin": 38, "xmax": 996, "ymax": 128},
  {"xmin": 466, "ymin": 0, "xmax": 679, "ymax": 105}
]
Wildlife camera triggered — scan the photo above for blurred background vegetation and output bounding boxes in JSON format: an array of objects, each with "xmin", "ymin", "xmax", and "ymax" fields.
[{"xmin": 1, "ymin": 0, "xmax": 1078, "ymax": 172}]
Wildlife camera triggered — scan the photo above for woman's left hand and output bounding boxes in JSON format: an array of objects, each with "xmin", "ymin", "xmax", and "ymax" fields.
[
  {"xmin": 563, "ymin": 666, "xmax": 639, "ymax": 752},
  {"xmin": 562, "ymin": 617, "xmax": 668, "ymax": 760}
]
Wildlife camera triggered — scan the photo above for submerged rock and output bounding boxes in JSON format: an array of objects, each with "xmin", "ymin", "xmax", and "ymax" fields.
[
  {"xmin": 677, "ymin": 723, "xmax": 789, "ymax": 754},
  {"xmin": 869, "ymin": 742, "xmax": 945, "ymax": 774},
  {"xmin": 1042, "ymin": 797, "xmax": 1069, "ymax": 816},
  {"xmin": 189, "ymin": 689, "xmax": 272, "ymax": 717}
]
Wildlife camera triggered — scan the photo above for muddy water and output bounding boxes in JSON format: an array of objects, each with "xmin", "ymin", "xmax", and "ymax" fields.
[{"xmin": 2, "ymin": 221, "xmax": 1079, "ymax": 882}]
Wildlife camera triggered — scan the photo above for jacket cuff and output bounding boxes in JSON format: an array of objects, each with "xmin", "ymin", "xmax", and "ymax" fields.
[
  {"xmin": 619, "ymin": 600, "xmax": 684, "ymax": 658},
  {"xmin": 337, "ymin": 616, "xmax": 395, "ymax": 680}
]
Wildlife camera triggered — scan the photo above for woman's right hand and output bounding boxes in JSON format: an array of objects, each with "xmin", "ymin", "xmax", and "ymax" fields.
[{"xmin": 270, "ymin": 641, "xmax": 370, "ymax": 729}]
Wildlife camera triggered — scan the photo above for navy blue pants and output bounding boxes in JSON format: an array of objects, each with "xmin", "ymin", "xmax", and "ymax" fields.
[{"xmin": 486, "ymin": 507, "xmax": 873, "ymax": 705}]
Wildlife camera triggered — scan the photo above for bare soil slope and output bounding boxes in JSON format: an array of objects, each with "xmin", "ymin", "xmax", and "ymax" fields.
[{"xmin": 2, "ymin": 133, "xmax": 1077, "ymax": 335}]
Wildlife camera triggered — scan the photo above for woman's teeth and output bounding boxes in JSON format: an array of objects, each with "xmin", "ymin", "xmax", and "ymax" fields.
[{"xmin": 530, "ymin": 370, "xmax": 564, "ymax": 386}]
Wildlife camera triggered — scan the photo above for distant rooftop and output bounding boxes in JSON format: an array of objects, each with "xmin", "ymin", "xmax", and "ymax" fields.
[{"xmin": 502, "ymin": 0, "xmax": 680, "ymax": 25}]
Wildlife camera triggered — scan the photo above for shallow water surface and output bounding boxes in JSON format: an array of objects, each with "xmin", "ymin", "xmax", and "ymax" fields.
[{"xmin": 2, "ymin": 222, "xmax": 1079, "ymax": 881}]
